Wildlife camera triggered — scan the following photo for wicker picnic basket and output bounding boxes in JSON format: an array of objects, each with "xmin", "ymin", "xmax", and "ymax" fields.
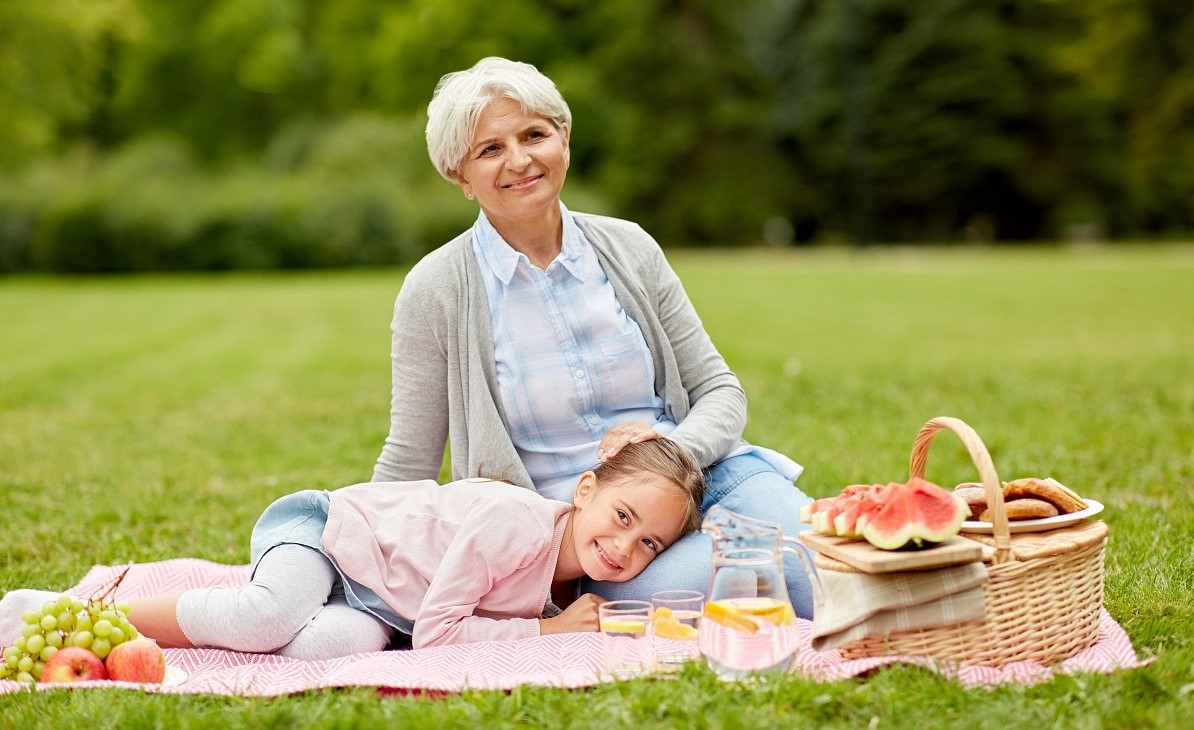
[{"xmin": 836, "ymin": 416, "xmax": 1107, "ymax": 667}]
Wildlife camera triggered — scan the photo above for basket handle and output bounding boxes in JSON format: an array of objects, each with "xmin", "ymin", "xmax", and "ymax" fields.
[{"xmin": 909, "ymin": 416, "xmax": 1012, "ymax": 563}]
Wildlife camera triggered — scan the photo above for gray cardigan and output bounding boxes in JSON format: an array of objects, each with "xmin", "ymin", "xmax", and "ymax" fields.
[{"xmin": 371, "ymin": 212, "xmax": 748, "ymax": 489}]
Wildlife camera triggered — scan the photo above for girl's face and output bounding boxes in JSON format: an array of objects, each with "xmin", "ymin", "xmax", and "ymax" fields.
[
  {"xmin": 454, "ymin": 96, "xmax": 570, "ymax": 227},
  {"xmin": 556, "ymin": 473, "xmax": 690, "ymax": 583}
]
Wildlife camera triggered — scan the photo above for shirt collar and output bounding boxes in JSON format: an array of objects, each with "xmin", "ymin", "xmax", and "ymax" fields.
[
  {"xmin": 557, "ymin": 206, "xmax": 587, "ymax": 282},
  {"xmin": 472, "ymin": 203, "xmax": 587, "ymax": 285}
]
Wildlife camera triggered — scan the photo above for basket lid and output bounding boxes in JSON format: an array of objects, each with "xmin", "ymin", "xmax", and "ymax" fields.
[{"xmin": 960, "ymin": 518, "xmax": 1107, "ymax": 561}]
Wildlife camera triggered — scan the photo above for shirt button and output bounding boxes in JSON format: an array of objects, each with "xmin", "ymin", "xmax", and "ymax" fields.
[
  {"xmin": 587, "ymin": 415, "xmax": 599, "ymax": 425},
  {"xmin": 574, "ymin": 368, "xmax": 585, "ymax": 379}
]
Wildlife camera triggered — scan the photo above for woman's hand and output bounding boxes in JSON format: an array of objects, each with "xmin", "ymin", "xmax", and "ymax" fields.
[
  {"xmin": 597, "ymin": 421, "xmax": 662, "ymax": 462},
  {"xmin": 539, "ymin": 593, "xmax": 606, "ymax": 635}
]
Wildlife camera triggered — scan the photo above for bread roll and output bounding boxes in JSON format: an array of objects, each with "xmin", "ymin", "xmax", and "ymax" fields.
[
  {"xmin": 1002, "ymin": 477, "xmax": 1086, "ymax": 514},
  {"xmin": 979, "ymin": 498, "xmax": 1059, "ymax": 522},
  {"xmin": 953, "ymin": 486, "xmax": 987, "ymax": 519}
]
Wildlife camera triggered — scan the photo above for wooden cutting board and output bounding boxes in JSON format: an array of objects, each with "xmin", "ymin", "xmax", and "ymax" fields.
[{"xmin": 798, "ymin": 531, "xmax": 993, "ymax": 574}]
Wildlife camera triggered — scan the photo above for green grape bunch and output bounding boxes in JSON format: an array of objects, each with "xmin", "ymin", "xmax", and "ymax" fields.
[{"xmin": 1, "ymin": 567, "xmax": 140, "ymax": 685}]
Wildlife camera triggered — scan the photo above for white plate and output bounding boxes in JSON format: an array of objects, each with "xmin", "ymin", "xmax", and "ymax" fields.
[
  {"xmin": 960, "ymin": 499, "xmax": 1104, "ymax": 534},
  {"xmin": 161, "ymin": 665, "xmax": 187, "ymax": 687}
]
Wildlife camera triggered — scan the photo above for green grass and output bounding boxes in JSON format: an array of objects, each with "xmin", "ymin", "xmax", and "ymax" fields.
[{"xmin": 2, "ymin": 244, "xmax": 1193, "ymax": 728}]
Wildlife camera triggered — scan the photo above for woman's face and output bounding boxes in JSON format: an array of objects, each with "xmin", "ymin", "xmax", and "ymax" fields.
[
  {"xmin": 455, "ymin": 96, "xmax": 570, "ymax": 225},
  {"xmin": 563, "ymin": 473, "xmax": 689, "ymax": 583}
]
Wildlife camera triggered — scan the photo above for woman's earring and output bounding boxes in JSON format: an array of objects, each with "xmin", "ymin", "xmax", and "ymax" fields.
[{"xmin": 465, "ymin": 192, "xmax": 474, "ymax": 200}]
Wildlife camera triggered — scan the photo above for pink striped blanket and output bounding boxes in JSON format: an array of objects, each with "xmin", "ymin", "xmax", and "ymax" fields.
[{"xmin": 1, "ymin": 560, "xmax": 1149, "ymax": 696}]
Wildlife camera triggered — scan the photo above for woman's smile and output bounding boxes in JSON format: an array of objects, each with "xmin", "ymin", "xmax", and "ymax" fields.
[{"xmin": 503, "ymin": 174, "xmax": 543, "ymax": 191}]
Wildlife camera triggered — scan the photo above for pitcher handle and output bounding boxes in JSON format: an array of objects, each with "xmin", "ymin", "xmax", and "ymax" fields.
[{"xmin": 781, "ymin": 536, "xmax": 823, "ymax": 594}]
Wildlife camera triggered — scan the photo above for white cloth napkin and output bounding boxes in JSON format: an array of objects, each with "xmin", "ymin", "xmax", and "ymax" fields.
[{"xmin": 804, "ymin": 561, "xmax": 990, "ymax": 651}]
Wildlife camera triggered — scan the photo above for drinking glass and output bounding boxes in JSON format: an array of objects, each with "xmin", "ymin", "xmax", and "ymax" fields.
[
  {"xmin": 650, "ymin": 590, "xmax": 704, "ymax": 670},
  {"xmin": 599, "ymin": 600, "xmax": 651, "ymax": 679}
]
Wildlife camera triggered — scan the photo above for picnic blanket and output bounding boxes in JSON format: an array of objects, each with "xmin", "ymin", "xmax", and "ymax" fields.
[{"xmin": 0, "ymin": 560, "xmax": 1150, "ymax": 696}]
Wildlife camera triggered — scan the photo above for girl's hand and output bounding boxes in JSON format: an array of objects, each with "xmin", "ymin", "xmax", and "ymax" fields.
[
  {"xmin": 597, "ymin": 421, "xmax": 662, "ymax": 462},
  {"xmin": 539, "ymin": 593, "xmax": 606, "ymax": 635}
]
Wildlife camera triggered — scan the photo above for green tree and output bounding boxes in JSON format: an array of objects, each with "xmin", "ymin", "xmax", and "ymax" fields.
[
  {"xmin": 107, "ymin": 0, "xmax": 330, "ymax": 161},
  {"xmin": 3, "ymin": 0, "xmax": 1194, "ymax": 272},
  {"xmin": 1050, "ymin": 0, "xmax": 1194, "ymax": 234},
  {"xmin": 557, "ymin": 0, "xmax": 795, "ymax": 245},
  {"xmin": 0, "ymin": 0, "xmax": 142, "ymax": 169},
  {"xmin": 767, "ymin": 0, "xmax": 1125, "ymax": 241}
]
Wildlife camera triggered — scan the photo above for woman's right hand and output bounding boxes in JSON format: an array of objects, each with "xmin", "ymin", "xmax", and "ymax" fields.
[
  {"xmin": 539, "ymin": 593, "xmax": 606, "ymax": 635},
  {"xmin": 597, "ymin": 421, "xmax": 662, "ymax": 462}
]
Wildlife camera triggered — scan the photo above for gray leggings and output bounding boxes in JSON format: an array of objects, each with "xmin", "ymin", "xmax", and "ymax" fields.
[{"xmin": 176, "ymin": 543, "xmax": 395, "ymax": 661}]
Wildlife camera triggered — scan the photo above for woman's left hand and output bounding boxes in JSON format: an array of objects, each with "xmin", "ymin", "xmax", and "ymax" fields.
[{"xmin": 597, "ymin": 421, "xmax": 662, "ymax": 462}]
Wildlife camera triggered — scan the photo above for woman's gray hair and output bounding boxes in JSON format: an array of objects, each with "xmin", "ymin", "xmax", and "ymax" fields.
[{"xmin": 425, "ymin": 57, "xmax": 572, "ymax": 181}]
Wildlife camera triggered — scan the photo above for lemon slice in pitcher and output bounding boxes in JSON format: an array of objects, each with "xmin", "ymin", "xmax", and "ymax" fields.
[
  {"xmin": 703, "ymin": 601, "xmax": 759, "ymax": 634},
  {"xmin": 732, "ymin": 598, "xmax": 795, "ymax": 626}
]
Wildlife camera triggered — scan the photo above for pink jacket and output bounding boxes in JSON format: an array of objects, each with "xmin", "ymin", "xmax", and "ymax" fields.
[{"xmin": 320, "ymin": 478, "xmax": 570, "ymax": 649}]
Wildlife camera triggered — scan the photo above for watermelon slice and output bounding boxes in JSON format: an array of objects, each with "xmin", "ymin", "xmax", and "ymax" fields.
[
  {"xmin": 801, "ymin": 480, "xmax": 966, "ymax": 548},
  {"xmin": 832, "ymin": 483, "xmax": 894, "ymax": 538},
  {"xmin": 799, "ymin": 497, "xmax": 837, "ymax": 525},
  {"xmin": 859, "ymin": 477, "xmax": 968, "ymax": 550},
  {"xmin": 812, "ymin": 484, "xmax": 873, "ymax": 534},
  {"xmin": 813, "ymin": 505, "xmax": 840, "ymax": 535}
]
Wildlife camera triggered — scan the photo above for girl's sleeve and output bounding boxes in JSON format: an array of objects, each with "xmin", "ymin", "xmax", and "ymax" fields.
[
  {"xmin": 411, "ymin": 501, "xmax": 549, "ymax": 648},
  {"xmin": 372, "ymin": 270, "xmax": 450, "ymax": 482}
]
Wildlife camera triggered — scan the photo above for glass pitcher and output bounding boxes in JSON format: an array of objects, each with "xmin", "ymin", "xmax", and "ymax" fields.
[{"xmin": 698, "ymin": 505, "xmax": 804, "ymax": 679}]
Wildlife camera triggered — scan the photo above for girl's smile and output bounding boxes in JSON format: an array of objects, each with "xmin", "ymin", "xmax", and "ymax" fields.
[{"xmin": 554, "ymin": 472, "xmax": 689, "ymax": 583}]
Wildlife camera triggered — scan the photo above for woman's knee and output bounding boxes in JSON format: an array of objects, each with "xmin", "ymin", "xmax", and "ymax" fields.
[{"xmin": 715, "ymin": 479, "xmax": 810, "ymax": 531}]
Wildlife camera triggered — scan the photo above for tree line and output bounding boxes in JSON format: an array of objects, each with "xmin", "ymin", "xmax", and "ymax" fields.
[{"xmin": 1, "ymin": 0, "xmax": 1191, "ymax": 272}]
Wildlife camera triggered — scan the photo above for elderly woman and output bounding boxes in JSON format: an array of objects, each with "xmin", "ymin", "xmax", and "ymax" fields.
[{"xmin": 372, "ymin": 57, "xmax": 815, "ymax": 618}]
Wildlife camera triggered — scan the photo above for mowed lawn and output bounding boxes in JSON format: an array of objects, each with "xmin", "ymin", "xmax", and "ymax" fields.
[{"xmin": 1, "ymin": 244, "xmax": 1192, "ymax": 728}]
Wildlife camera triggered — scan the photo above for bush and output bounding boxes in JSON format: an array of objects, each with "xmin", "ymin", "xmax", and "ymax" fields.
[
  {"xmin": 0, "ymin": 114, "xmax": 489, "ymax": 273},
  {"xmin": 0, "ymin": 196, "xmax": 36, "ymax": 272}
]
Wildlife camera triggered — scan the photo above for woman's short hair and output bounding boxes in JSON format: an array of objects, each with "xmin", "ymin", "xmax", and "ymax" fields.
[{"xmin": 425, "ymin": 57, "xmax": 572, "ymax": 181}]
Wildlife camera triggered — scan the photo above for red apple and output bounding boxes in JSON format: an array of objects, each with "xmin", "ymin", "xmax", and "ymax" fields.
[
  {"xmin": 41, "ymin": 646, "xmax": 108, "ymax": 682},
  {"xmin": 104, "ymin": 638, "xmax": 166, "ymax": 683}
]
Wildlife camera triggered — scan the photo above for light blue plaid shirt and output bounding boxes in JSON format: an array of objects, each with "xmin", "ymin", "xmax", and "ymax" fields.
[{"xmin": 471, "ymin": 204, "xmax": 675, "ymax": 502}]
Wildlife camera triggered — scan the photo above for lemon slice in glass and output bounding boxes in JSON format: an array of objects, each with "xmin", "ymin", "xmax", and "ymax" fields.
[
  {"xmin": 653, "ymin": 617, "xmax": 699, "ymax": 640},
  {"xmin": 600, "ymin": 617, "xmax": 647, "ymax": 635}
]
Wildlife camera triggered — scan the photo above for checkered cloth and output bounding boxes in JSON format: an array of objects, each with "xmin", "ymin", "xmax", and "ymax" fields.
[{"xmin": 807, "ymin": 561, "xmax": 989, "ymax": 651}]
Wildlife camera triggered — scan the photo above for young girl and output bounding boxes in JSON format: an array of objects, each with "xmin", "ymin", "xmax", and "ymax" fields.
[{"xmin": 3, "ymin": 439, "xmax": 704, "ymax": 660}]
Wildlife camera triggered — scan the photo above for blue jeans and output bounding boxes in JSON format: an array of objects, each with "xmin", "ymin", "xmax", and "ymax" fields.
[{"xmin": 583, "ymin": 453, "xmax": 816, "ymax": 619}]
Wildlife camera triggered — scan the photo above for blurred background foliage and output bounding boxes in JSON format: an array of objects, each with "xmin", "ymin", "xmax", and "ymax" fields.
[{"xmin": 0, "ymin": 0, "xmax": 1191, "ymax": 272}]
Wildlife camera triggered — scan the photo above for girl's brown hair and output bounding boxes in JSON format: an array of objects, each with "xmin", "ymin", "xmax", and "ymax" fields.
[{"xmin": 591, "ymin": 438, "xmax": 706, "ymax": 535}]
